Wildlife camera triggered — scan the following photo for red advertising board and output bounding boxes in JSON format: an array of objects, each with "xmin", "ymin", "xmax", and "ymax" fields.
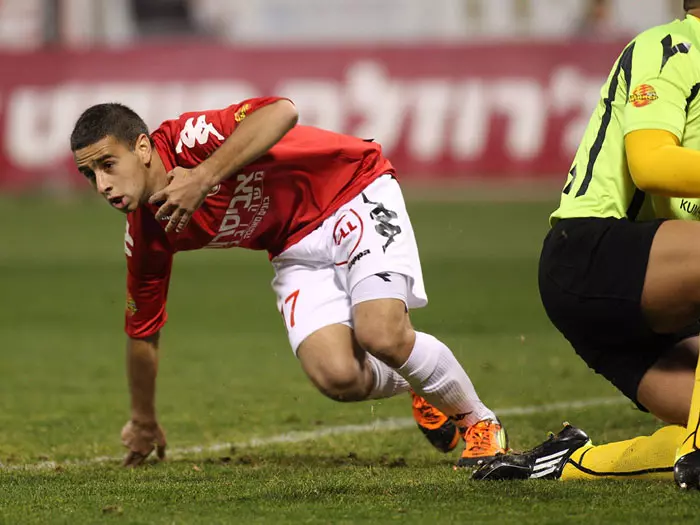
[{"xmin": 0, "ymin": 42, "xmax": 627, "ymax": 189}]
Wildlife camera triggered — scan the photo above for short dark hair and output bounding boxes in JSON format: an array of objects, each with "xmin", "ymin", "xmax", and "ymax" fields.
[
  {"xmin": 686, "ymin": 0, "xmax": 700, "ymax": 10},
  {"xmin": 70, "ymin": 103, "xmax": 149, "ymax": 151}
]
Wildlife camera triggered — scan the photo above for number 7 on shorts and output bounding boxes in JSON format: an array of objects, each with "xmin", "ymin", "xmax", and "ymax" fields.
[{"xmin": 281, "ymin": 289, "xmax": 300, "ymax": 329}]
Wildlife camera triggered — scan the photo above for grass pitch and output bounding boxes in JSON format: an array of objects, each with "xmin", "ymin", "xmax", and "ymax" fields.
[{"xmin": 1, "ymin": 193, "xmax": 697, "ymax": 523}]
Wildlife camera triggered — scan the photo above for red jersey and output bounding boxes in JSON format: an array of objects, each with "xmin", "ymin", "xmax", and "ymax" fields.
[{"xmin": 125, "ymin": 97, "xmax": 394, "ymax": 338}]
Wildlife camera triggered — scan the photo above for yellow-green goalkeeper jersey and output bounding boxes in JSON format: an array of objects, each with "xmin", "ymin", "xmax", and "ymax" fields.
[{"xmin": 552, "ymin": 14, "xmax": 700, "ymax": 224}]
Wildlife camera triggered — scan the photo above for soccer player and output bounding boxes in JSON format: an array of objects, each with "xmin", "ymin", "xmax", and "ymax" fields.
[
  {"xmin": 473, "ymin": 2, "xmax": 700, "ymax": 488},
  {"xmin": 69, "ymin": 97, "xmax": 507, "ymax": 468}
]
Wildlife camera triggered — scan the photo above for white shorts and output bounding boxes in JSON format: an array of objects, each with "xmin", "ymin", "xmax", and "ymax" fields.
[{"xmin": 271, "ymin": 175, "xmax": 428, "ymax": 353}]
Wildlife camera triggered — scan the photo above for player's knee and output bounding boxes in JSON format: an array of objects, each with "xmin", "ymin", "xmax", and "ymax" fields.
[
  {"xmin": 313, "ymin": 366, "xmax": 369, "ymax": 402},
  {"xmin": 303, "ymin": 353, "xmax": 369, "ymax": 402},
  {"xmin": 298, "ymin": 325, "xmax": 371, "ymax": 402},
  {"xmin": 354, "ymin": 317, "xmax": 414, "ymax": 369}
]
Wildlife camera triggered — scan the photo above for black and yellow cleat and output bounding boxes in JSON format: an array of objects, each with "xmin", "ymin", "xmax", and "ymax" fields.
[
  {"xmin": 411, "ymin": 392, "xmax": 461, "ymax": 453},
  {"xmin": 675, "ymin": 450, "xmax": 700, "ymax": 490},
  {"xmin": 472, "ymin": 423, "xmax": 590, "ymax": 480}
]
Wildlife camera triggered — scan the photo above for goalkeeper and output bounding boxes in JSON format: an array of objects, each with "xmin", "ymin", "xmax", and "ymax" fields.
[{"xmin": 474, "ymin": 2, "xmax": 700, "ymax": 488}]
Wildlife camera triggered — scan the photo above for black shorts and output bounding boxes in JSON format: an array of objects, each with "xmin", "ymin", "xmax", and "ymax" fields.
[{"xmin": 538, "ymin": 217, "xmax": 699, "ymax": 410}]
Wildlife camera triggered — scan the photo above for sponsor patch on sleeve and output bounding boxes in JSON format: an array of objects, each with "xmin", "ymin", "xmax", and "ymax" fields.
[
  {"xmin": 126, "ymin": 295, "xmax": 138, "ymax": 316},
  {"xmin": 629, "ymin": 84, "xmax": 659, "ymax": 108},
  {"xmin": 234, "ymin": 103, "xmax": 251, "ymax": 123}
]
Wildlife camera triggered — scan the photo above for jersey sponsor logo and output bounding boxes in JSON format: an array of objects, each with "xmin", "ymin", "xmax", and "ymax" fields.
[
  {"xmin": 175, "ymin": 115, "xmax": 225, "ymax": 154},
  {"xmin": 334, "ymin": 215, "xmax": 359, "ymax": 244},
  {"xmin": 126, "ymin": 294, "xmax": 138, "ymax": 316},
  {"xmin": 207, "ymin": 171, "xmax": 269, "ymax": 248},
  {"xmin": 333, "ymin": 209, "xmax": 365, "ymax": 265},
  {"xmin": 679, "ymin": 199, "xmax": 700, "ymax": 218},
  {"xmin": 234, "ymin": 103, "xmax": 251, "ymax": 123},
  {"xmin": 361, "ymin": 193, "xmax": 402, "ymax": 252},
  {"xmin": 347, "ymin": 249, "xmax": 370, "ymax": 271},
  {"xmin": 629, "ymin": 84, "xmax": 658, "ymax": 108},
  {"xmin": 124, "ymin": 222, "xmax": 134, "ymax": 257}
]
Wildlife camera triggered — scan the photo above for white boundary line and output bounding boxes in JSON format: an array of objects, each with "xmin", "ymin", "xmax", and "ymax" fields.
[{"xmin": 0, "ymin": 397, "xmax": 627, "ymax": 472}]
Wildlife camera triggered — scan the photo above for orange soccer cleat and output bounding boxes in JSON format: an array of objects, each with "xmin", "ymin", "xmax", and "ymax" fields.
[
  {"xmin": 411, "ymin": 392, "xmax": 461, "ymax": 453},
  {"xmin": 456, "ymin": 418, "xmax": 509, "ymax": 468}
]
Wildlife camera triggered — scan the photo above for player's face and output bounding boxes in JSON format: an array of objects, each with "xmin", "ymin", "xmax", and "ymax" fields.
[{"xmin": 73, "ymin": 135, "xmax": 152, "ymax": 213}]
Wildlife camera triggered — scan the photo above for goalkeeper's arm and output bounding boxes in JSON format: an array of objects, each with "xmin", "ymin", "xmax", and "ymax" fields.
[{"xmin": 626, "ymin": 129, "xmax": 700, "ymax": 197}]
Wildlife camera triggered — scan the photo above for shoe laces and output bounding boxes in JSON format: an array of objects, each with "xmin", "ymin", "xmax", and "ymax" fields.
[
  {"xmin": 464, "ymin": 420, "xmax": 500, "ymax": 454},
  {"xmin": 413, "ymin": 396, "xmax": 444, "ymax": 425}
]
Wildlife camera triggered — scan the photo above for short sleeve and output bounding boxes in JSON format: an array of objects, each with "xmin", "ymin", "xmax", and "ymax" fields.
[
  {"xmin": 218, "ymin": 97, "xmax": 294, "ymax": 135},
  {"xmin": 124, "ymin": 209, "xmax": 174, "ymax": 339},
  {"xmin": 624, "ymin": 33, "xmax": 700, "ymax": 140},
  {"xmin": 160, "ymin": 97, "xmax": 293, "ymax": 167}
]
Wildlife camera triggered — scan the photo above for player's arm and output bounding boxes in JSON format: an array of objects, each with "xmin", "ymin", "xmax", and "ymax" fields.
[
  {"xmin": 152, "ymin": 98, "xmax": 298, "ymax": 232},
  {"xmin": 626, "ymin": 130, "xmax": 700, "ymax": 196},
  {"xmin": 121, "ymin": 332, "xmax": 167, "ymax": 467},
  {"xmin": 121, "ymin": 211, "xmax": 172, "ymax": 466},
  {"xmin": 127, "ymin": 333, "xmax": 160, "ymax": 425},
  {"xmin": 624, "ymin": 33, "xmax": 700, "ymax": 196},
  {"xmin": 193, "ymin": 98, "xmax": 298, "ymax": 187}
]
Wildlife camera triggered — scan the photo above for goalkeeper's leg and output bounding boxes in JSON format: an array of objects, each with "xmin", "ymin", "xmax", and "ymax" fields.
[
  {"xmin": 564, "ymin": 338, "xmax": 697, "ymax": 482},
  {"xmin": 562, "ymin": 425, "xmax": 684, "ymax": 481},
  {"xmin": 472, "ymin": 335, "xmax": 698, "ymax": 483},
  {"xmin": 472, "ymin": 423, "xmax": 684, "ymax": 482},
  {"xmin": 673, "ymin": 344, "xmax": 700, "ymax": 488}
]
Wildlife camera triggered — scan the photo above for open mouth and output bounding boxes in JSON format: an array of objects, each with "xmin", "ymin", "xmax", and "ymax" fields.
[{"xmin": 109, "ymin": 196, "xmax": 127, "ymax": 209}]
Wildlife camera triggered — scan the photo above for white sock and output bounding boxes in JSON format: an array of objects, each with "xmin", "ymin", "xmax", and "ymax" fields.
[
  {"xmin": 398, "ymin": 331, "xmax": 495, "ymax": 429},
  {"xmin": 365, "ymin": 353, "xmax": 412, "ymax": 399}
]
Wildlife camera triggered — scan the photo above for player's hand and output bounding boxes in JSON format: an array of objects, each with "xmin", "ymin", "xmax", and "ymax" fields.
[
  {"xmin": 149, "ymin": 167, "xmax": 214, "ymax": 233},
  {"xmin": 121, "ymin": 419, "xmax": 167, "ymax": 467}
]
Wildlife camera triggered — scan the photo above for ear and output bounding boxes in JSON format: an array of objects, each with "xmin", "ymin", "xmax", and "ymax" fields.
[{"xmin": 135, "ymin": 133, "xmax": 153, "ymax": 164}]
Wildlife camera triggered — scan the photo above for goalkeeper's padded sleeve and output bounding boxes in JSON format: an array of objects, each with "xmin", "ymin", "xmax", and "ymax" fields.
[{"xmin": 626, "ymin": 129, "xmax": 700, "ymax": 197}]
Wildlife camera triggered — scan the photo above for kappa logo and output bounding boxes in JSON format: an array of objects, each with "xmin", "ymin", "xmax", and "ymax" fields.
[
  {"xmin": 124, "ymin": 222, "xmax": 134, "ymax": 257},
  {"xmin": 348, "ymin": 249, "xmax": 370, "ymax": 271},
  {"xmin": 175, "ymin": 115, "xmax": 225, "ymax": 154},
  {"xmin": 361, "ymin": 193, "xmax": 402, "ymax": 252}
]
